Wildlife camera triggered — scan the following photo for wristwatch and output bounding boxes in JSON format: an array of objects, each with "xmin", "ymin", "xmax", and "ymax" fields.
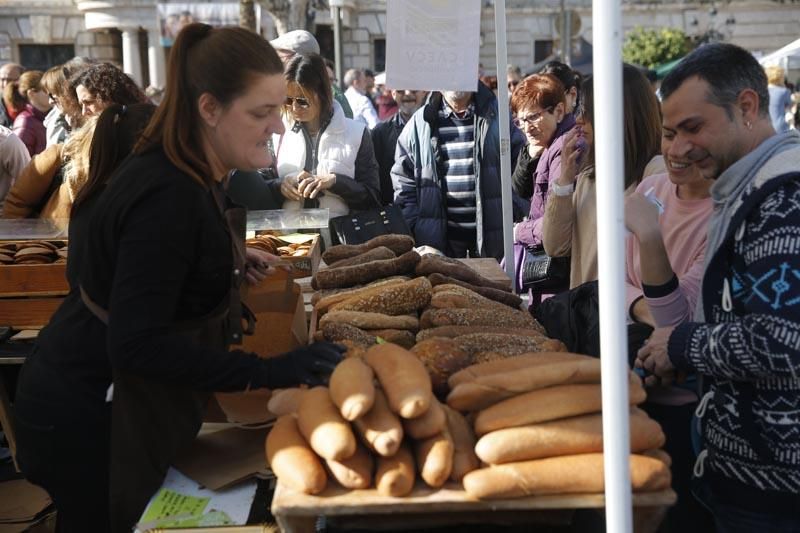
[{"xmin": 552, "ymin": 181, "xmax": 575, "ymax": 196}]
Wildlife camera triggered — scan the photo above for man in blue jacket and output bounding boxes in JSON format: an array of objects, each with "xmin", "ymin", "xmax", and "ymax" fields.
[
  {"xmin": 637, "ymin": 43, "xmax": 800, "ymax": 531},
  {"xmin": 390, "ymin": 81, "xmax": 525, "ymax": 260}
]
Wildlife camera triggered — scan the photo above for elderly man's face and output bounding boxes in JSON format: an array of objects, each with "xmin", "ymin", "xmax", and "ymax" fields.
[
  {"xmin": 661, "ymin": 76, "xmax": 749, "ymax": 182},
  {"xmin": 0, "ymin": 65, "xmax": 21, "ymax": 90}
]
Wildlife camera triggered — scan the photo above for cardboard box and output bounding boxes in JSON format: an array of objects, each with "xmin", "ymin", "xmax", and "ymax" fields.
[
  {"xmin": 283, "ymin": 233, "xmax": 321, "ymax": 279},
  {"xmin": 211, "ymin": 273, "xmax": 308, "ymax": 425}
]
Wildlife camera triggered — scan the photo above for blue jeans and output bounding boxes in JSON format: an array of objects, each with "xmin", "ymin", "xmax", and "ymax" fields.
[{"xmin": 694, "ymin": 478, "xmax": 800, "ymax": 533}]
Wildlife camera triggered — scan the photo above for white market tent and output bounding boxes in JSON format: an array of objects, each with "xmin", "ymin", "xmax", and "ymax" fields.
[{"xmin": 758, "ymin": 37, "xmax": 800, "ymax": 70}]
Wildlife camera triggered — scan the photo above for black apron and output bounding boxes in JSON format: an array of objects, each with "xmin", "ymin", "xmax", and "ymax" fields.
[{"xmin": 81, "ymin": 185, "xmax": 252, "ymax": 532}]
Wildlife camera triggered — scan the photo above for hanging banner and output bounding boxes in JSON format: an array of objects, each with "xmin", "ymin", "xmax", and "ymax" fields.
[
  {"xmin": 157, "ymin": 3, "xmax": 245, "ymax": 47},
  {"xmin": 385, "ymin": 0, "xmax": 482, "ymax": 92}
]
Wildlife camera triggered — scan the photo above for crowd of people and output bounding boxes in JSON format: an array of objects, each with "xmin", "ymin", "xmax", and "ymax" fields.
[{"xmin": 0, "ymin": 23, "xmax": 797, "ymax": 533}]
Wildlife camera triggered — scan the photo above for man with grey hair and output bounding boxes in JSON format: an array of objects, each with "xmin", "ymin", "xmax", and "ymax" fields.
[
  {"xmin": 0, "ymin": 62, "xmax": 23, "ymax": 128},
  {"xmin": 344, "ymin": 68, "xmax": 379, "ymax": 129}
]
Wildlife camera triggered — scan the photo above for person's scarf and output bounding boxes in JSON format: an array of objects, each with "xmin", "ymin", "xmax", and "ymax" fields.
[{"xmin": 695, "ymin": 129, "xmax": 800, "ymax": 321}]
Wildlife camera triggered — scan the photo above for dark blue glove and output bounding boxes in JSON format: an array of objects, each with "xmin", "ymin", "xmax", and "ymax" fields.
[{"xmin": 264, "ymin": 341, "xmax": 346, "ymax": 389}]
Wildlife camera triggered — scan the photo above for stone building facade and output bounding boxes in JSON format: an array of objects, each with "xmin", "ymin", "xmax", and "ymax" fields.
[{"xmin": 0, "ymin": 0, "xmax": 797, "ymax": 88}]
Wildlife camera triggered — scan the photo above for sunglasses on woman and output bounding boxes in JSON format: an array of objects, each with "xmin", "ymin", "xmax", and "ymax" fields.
[{"xmin": 284, "ymin": 96, "xmax": 310, "ymax": 109}]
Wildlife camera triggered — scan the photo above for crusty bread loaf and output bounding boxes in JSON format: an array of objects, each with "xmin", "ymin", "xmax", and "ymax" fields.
[
  {"xmin": 415, "ymin": 430, "xmax": 454, "ymax": 488},
  {"xmin": 427, "ymin": 273, "xmax": 523, "ymax": 309},
  {"xmin": 312, "ymin": 250, "xmax": 420, "ymax": 290},
  {"xmin": 322, "ymin": 234, "xmax": 415, "ymax": 264},
  {"xmin": 474, "ymin": 409, "xmax": 666, "ymax": 464},
  {"xmin": 417, "ymin": 326, "xmax": 546, "ymax": 343},
  {"xmin": 420, "ymin": 308, "xmax": 536, "ymax": 330},
  {"xmin": 473, "ymin": 382, "xmax": 647, "ymax": 435},
  {"xmin": 443, "ymin": 405, "xmax": 479, "ymax": 482},
  {"xmin": 313, "ymin": 277, "xmax": 408, "ymax": 310},
  {"xmin": 364, "ymin": 329, "xmax": 416, "ymax": 349},
  {"xmin": 267, "ymin": 388, "xmax": 305, "ymax": 417},
  {"xmin": 321, "ymin": 322, "xmax": 376, "ymax": 346},
  {"xmin": 329, "ymin": 357, "xmax": 375, "ymax": 421},
  {"xmin": 455, "ymin": 333, "xmax": 566, "ymax": 359},
  {"xmin": 448, "ymin": 352, "xmax": 590, "ymax": 389},
  {"xmin": 364, "ymin": 343, "xmax": 433, "ymax": 419},
  {"xmin": 462, "ymin": 453, "xmax": 672, "ymax": 499},
  {"xmin": 325, "ymin": 442, "xmax": 373, "ymax": 489},
  {"xmin": 352, "ymin": 388, "xmax": 404, "ymax": 457},
  {"xmin": 641, "ymin": 448, "xmax": 672, "ymax": 467},
  {"xmin": 429, "ymin": 286, "xmax": 511, "ymax": 312},
  {"xmin": 375, "ymin": 442, "xmax": 416, "ymax": 497},
  {"xmin": 446, "ymin": 357, "xmax": 604, "ymax": 411},
  {"xmin": 403, "ymin": 399, "xmax": 447, "ymax": 440},
  {"xmin": 320, "ymin": 311, "xmax": 419, "ymax": 331},
  {"xmin": 327, "ymin": 246, "xmax": 396, "ymax": 269},
  {"xmin": 330, "ymin": 277, "xmax": 432, "ymax": 316},
  {"xmin": 411, "ymin": 338, "xmax": 472, "ymax": 398},
  {"xmin": 415, "ymin": 255, "xmax": 511, "ymax": 291},
  {"xmin": 297, "ymin": 387, "xmax": 357, "ymax": 461},
  {"xmin": 266, "ymin": 415, "xmax": 327, "ymax": 494}
]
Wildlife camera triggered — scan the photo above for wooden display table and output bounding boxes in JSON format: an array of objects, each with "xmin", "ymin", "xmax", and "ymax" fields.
[{"xmin": 272, "ymin": 482, "xmax": 676, "ymax": 533}]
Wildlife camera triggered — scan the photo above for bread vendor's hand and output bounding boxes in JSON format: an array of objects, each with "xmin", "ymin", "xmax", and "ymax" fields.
[
  {"xmin": 264, "ymin": 342, "xmax": 346, "ymax": 388},
  {"xmin": 298, "ymin": 173, "xmax": 336, "ymax": 199},
  {"xmin": 280, "ymin": 172, "xmax": 305, "ymax": 201},
  {"xmin": 636, "ymin": 326, "xmax": 676, "ymax": 387},
  {"xmin": 244, "ymin": 246, "xmax": 289, "ymax": 285}
]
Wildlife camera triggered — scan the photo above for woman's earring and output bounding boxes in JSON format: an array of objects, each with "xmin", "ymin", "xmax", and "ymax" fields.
[{"xmin": 745, "ymin": 120, "xmax": 752, "ymax": 130}]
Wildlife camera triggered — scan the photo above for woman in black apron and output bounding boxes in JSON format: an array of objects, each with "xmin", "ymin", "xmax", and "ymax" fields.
[{"xmin": 14, "ymin": 24, "xmax": 343, "ymax": 532}]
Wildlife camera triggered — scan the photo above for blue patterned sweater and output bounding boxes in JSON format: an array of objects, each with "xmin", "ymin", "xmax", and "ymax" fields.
[{"xmin": 668, "ymin": 152, "xmax": 800, "ymax": 510}]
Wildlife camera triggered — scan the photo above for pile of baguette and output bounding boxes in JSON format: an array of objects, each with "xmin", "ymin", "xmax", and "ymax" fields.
[
  {"xmin": 310, "ymin": 234, "xmax": 565, "ymax": 397},
  {"xmin": 446, "ymin": 353, "xmax": 672, "ymax": 500},
  {"xmin": 265, "ymin": 343, "xmax": 480, "ymax": 496}
]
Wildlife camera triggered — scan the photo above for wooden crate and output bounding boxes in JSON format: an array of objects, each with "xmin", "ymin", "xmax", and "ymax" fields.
[{"xmin": 0, "ymin": 263, "xmax": 68, "ymax": 329}]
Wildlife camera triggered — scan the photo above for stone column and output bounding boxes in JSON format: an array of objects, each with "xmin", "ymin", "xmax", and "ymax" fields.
[
  {"xmin": 121, "ymin": 27, "xmax": 143, "ymax": 87},
  {"xmin": 147, "ymin": 28, "xmax": 166, "ymax": 89}
]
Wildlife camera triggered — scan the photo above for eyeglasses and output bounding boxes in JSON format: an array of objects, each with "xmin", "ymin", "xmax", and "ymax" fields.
[
  {"xmin": 284, "ymin": 96, "xmax": 310, "ymax": 109},
  {"xmin": 512, "ymin": 107, "xmax": 553, "ymax": 128}
]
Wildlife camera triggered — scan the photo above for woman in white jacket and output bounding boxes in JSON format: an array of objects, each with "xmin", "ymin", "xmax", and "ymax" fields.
[{"xmin": 276, "ymin": 53, "xmax": 379, "ymax": 217}]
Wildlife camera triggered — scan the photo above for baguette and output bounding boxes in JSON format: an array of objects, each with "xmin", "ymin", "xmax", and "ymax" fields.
[
  {"xmin": 266, "ymin": 415, "xmax": 327, "ymax": 494},
  {"xmin": 375, "ymin": 442, "xmax": 416, "ymax": 497},
  {"xmin": 365, "ymin": 329, "xmax": 416, "ymax": 349},
  {"xmin": 330, "ymin": 277, "xmax": 432, "ymax": 316},
  {"xmin": 428, "ymin": 273, "xmax": 523, "ymax": 309},
  {"xmin": 329, "ymin": 357, "xmax": 375, "ymax": 421},
  {"xmin": 352, "ymin": 388, "xmax": 404, "ymax": 457},
  {"xmin": 416, "ymin": 326, "xmax": 546, "ymax": 343},
  {"xmin": 415, "ymin": 430, "xmax": 454, "ymax": 488},
  {"xmin": 442, "ymin": 405, "xmax": 479, "ymax": 482},
  {"xmin": 641, "ymin": 448, "xmax": 672, "ymax": 467},
  {"xmin": 297, "ymin": 386, "xmax": 357, "ymax": 461},
  {"xmin": 420, "ymin": 308, "xmax": 536, "ymax": 330},
  {"xmin": 403, "ymin": 399, "xmax": 447, "ymax": 440},
  {"xmin": 325, "ymin": 442, "xmax": 373, "ymax": 489},
  {"xmin": 462, "ymin": 453, "xmax": 672, "ymax": 499},
  {"xmin": 446, "ymin": 357, "xmax": 604, "ymax": 411},
  {"xmin": 320, "ymin": 311, "xmax": 419, "ymax": 331},
  {"xmin": 313, "ymin": 277, "xmax": 408, "ymax": 310},
  {"xmin": 474, "ymin": 382, "xmax": 647, "ymax": 436},
  {"xmin": 430, "ymin": 290, "xmax": 510, "ymax": 312},
  {"xmin": 448, "ymin": 352, "xmax": 590, "ymax": 388},
  {"xmin": 327, "ymin": 246, "xmax": 396, "ymax": 269},
  {"xmin": 415, "ymin": 255, "xmax": 511, "ymax": 291},
  {"xmin": 475, "ymin": 409, "xmax": 666, "ymax": 464},
  {"xmin": 267, "ymin": 388, "xmax": 305, "ymax": 417},
  {"xmin": 411, "ymin": 338, "xmax": 472, "ymax": 398},
  {"xmin": 321, "ymin": 322, "xmax": 376, "ymax": 347},
  {"xmin": 312, "ymin": 250, "xmax": 420, "ymax": 290},
  {"xmin": 322, "ymin": 234, "xmax": 415, "ymax": 264},
  {"xmin": 364, "ymin": 343, "xmax": 433, "ymax": 419}
]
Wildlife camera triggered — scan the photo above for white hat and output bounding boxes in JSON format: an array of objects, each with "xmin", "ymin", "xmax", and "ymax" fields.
[{"xmin": 269, "ymin": 30, "xmax": 320, "ymax": 56}]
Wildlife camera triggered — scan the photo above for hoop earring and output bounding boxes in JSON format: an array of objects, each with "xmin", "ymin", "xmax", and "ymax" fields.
[{"xmin": 745, "ymin": 121, "xmax": 752, "ymax": 130}]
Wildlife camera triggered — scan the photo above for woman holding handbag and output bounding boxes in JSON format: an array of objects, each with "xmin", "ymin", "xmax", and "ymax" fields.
[{"xmin": 276, "ymin": 53, "xmax": 380, "ymax": 218}]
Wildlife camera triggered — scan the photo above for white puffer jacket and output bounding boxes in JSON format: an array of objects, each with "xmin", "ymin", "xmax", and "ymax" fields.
[{"xmin": 276, "ymin": 101, "xmax": 366, "ymax": 217}]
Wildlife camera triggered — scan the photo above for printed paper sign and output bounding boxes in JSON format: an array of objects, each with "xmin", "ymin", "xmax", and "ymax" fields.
[{"xmin": 385, "ymin": 0, "xmax": 482, "ymax": 92}]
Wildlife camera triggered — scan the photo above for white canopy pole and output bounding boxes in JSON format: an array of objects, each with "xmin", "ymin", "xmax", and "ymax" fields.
[
  {"xmin": 493, "ymin": 0, "xmax": 514, "ymax": 279},
  {"xmin": 593, "ymin": 0, "xmax": 633, "ymax": 531}
]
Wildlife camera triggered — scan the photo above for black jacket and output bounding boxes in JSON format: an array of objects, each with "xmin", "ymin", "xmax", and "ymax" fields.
[{"xmin": 370, "ymin": 112, "xmax": 407, "ymax": 205}]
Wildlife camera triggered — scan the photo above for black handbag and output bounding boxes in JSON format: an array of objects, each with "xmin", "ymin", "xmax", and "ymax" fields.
[
  {"xmin": 329, "ymin": 205, "xmax": 411, "ymax": 245},
  {"xmin": 520, "ymin": 244, "xmax": 571, "ymax": 293}
]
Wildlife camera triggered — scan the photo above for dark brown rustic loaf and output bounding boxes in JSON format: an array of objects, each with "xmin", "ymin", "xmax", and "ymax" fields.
[{"xmin": 322, "ymin": 234, "xmax": 415, "ymax": 264}]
